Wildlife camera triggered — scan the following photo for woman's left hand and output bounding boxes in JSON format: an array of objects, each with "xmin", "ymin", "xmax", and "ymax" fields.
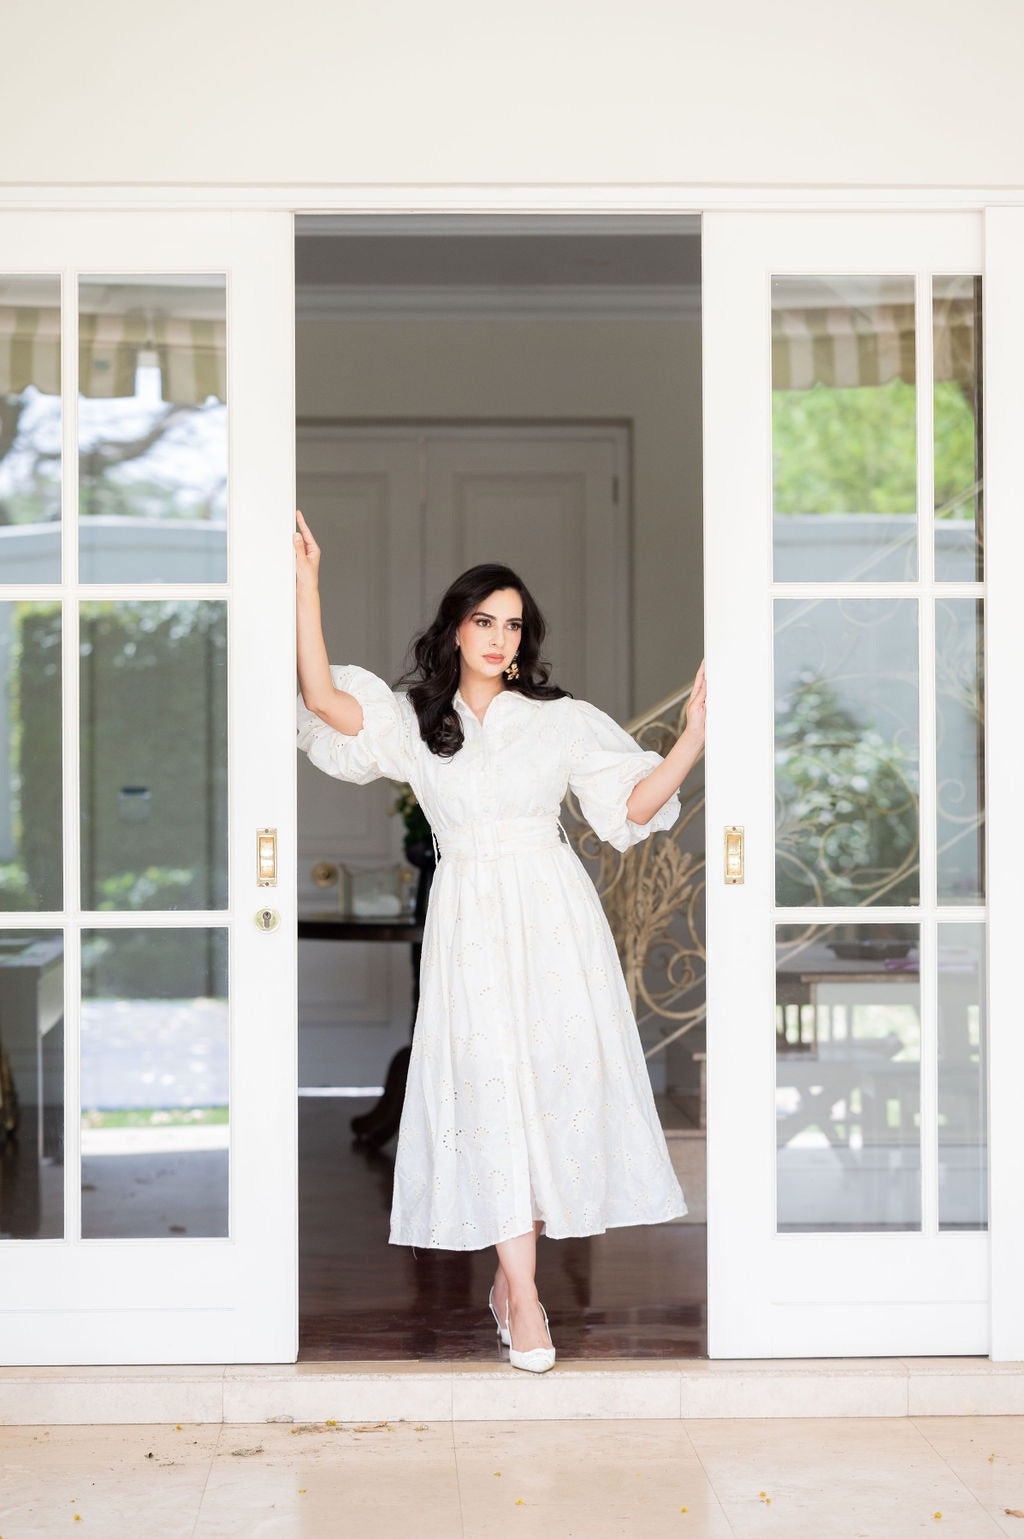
[{"xmin": 683, "ymin": 659, "xmax": 706, "ymax": 748}]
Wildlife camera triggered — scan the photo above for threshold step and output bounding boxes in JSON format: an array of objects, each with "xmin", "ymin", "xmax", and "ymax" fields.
[{"xmin": 2, "ymin": 1357, "xmax": 1023, "ymax": 1425}]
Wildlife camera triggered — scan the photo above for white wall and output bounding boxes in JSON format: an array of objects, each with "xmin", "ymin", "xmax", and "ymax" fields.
[
  {"xmin": 296, "ymin": 314, "xmax": 704, "ymax": 708},
  {"xmin": 0, "ymin": 1, "xmax": 1020, "ymax": 189}
]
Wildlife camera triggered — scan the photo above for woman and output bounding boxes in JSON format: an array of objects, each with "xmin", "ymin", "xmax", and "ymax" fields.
[{"xmin": 295, "ymin": 509, "xmax": 706, "ymax": 1373}]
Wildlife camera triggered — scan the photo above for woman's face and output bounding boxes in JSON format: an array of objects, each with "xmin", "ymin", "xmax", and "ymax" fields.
[{"xmin": 455, "ymin": 587, "xmax": 523, "ymax": 680}]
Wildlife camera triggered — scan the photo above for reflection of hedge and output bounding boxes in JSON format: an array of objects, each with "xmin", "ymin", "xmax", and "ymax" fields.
[
  {"xmin": 17, "ymin": 606, "xmax": 63, "ymax": 910},
  {"xmin": 79, "ymin": 601, "xmax": 227, "ymax": 912},
  {"xmin": 775, "ymin": 675, "xmax": 919, "ymax": 907},
  {"xmin": 12, "ymin": 601, "xmax": 227, "ymax": 934},
  {"xmin": 81, "ymin": 925, "xmax": 228, "ymax": 1001}
]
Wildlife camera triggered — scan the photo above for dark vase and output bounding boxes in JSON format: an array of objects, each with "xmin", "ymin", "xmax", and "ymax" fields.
[{"xmin": 403, "ymin": 833, "xmax": 436, "ymax": 922}]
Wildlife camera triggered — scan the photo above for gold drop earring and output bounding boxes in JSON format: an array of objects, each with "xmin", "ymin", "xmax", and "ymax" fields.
[{"xmin": 504, "ymin": 656, "xmax": 519, "ymax": 681}]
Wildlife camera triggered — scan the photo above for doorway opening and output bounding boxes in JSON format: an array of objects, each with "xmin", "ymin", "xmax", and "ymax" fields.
[{"xmin": 293, "ymin": 215, "xmax": 706, "ymax": 1360}]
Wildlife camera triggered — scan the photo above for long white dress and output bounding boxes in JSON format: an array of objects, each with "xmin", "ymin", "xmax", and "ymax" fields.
[{"xmin": 297, "ymin": 665, "xmax": 688, "ymax": 1250}]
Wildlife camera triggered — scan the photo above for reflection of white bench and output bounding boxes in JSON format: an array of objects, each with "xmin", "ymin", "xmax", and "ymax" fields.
[{"xmin": 773, "ymin": 946, "xmax": 984, "ymax": 1229}]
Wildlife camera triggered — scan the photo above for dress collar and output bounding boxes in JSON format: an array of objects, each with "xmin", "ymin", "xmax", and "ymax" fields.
[{"xmin": 454, "ymin": 686, "xmax": 509, "ymax": 726}]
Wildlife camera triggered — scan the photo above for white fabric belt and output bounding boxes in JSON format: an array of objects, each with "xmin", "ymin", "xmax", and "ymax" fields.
[{"xmin": 433, "ymin": 815, "xmax": 568, "ymax": 863}]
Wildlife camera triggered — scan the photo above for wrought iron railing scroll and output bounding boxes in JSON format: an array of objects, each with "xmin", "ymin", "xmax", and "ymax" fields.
[{"xmin": 562, "ymin": 682, "xmax": 706, "ymax": 1068}]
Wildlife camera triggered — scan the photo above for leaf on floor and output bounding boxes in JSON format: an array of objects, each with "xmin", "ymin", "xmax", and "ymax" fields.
[{"xmin": 1004, "ymin": 1510, "xmax": 1024, "ymax": 1519}]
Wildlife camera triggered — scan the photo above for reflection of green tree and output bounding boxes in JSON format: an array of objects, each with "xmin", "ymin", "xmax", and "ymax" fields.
[
  {"xmin": 2, "ymin": 393, "xmax": 222, "ymax": 525},
  {"xmin": 776, "ymin": 675, "xmax": 919, "ymax": 906},
  {"xmin": 773, "ymin": 380, "xmax": 977, "ymax": 515}
]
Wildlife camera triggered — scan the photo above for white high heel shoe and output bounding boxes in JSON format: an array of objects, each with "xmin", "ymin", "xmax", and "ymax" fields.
[
  {"xmin": 488, "ymin": 1286, "xmax": 511, "ymax": 1346},
  {"xmin": 505, "ymin": 1298, "xmax": 556, "ymax": 1374}
]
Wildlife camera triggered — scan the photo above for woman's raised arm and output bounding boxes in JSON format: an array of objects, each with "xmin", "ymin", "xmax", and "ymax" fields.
[
  {"xmin": 625, "ymin": 659, "xmax": 706, "ymax": 825},
  {"xmin": 294, "ymin": 509, "xmax": 365, "ymax": 736}
]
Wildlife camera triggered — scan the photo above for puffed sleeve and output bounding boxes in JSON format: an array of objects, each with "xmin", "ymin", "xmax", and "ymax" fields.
[
  {"xmin": 565, "ymin": 697, "xmax": 681, "ymax": 852},
  {"xmin": 296, "ymin": 664, "xmax": 415, "ymax": 785}
]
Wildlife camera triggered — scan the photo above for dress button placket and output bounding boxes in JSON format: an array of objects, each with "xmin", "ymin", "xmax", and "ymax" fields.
[{"xmin": 478, "ymin": 706, "xmax": 530, "ymax": 1219}]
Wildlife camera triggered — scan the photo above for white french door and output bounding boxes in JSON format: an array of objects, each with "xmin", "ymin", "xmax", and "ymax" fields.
[
  {"xmin": 702, "ymin": 211, "xmax": 1010, "ymax": 1357},
  {"xmin": 0, "ymin": 212, "xmax": 297, "ymax": 1364}
]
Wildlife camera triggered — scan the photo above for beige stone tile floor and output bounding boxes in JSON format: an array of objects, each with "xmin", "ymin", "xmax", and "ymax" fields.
[{"xmin": 1, "ymin": 1416, "xmax": 1023, "ymax": 1537}]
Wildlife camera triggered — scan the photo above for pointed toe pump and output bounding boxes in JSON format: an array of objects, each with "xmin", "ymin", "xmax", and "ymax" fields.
[
  {"xmin": 505, "ymin": 1299, "xmax": 556, "ymax": 1374},
  {"xmin": 488, "ymin": 1286, "xmax": 511, "ymax": 1346}
]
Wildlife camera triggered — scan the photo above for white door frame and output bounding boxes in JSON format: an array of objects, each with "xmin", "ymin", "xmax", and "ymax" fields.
[
  {"xmin": 978, "ymin": 208, "xmax": 1024, "ymax": 1362},
  {"xmin": 2, "ymin": 188, "xmax": 1022, "ymax": 1367}
]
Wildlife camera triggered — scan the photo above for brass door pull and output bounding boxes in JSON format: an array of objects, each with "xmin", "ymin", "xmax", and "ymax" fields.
[
  {"xmin": 724, "ymin": 825, "xmax": 744, "ymax": 884},
  {"xmin": 257, "ymin": 827, "xmax": 278, "ymax": 886}
]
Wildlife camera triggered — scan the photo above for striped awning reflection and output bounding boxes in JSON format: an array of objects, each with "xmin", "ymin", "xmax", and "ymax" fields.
[
  {"xmin": 1, "ymin": 306, "xmax": 226, "ymax": 405},
  {"xmin": 0, "ymin": 303, "xmax": 61, "ymax": 396},
  {"xmin": 772, "ymin": 291, "xmax": 978, "ymax": 392}
]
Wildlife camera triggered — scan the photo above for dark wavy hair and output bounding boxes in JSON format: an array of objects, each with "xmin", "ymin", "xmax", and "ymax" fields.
[{"xmin": 396, "ymin": 563, "xmax": 571, "ymax": 757}]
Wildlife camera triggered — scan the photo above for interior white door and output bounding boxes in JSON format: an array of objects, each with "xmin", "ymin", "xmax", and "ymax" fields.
[
  {"xmin": 424, "ymin": 428, "xmax": 630, "ymax": 719},
  {"xmin": 0, "ymin": 211, "xmax": 297, "ymax": 1365},
  {"xmin": 703, "ymin": 212, "xmax": 990, "ymax": 1356}
]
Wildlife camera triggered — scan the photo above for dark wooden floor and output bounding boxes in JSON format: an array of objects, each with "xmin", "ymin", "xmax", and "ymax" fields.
[{"xmin": 299, "ymin": 1097, "xmax": 707, "ymax": 1362}]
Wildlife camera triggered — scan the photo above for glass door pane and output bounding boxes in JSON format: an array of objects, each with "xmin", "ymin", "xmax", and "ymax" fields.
[
  {"xmin": 80, "ymin": 927, "xmax": 228, "ymax": 1239},
  {"xmin": 937, "ymin": 922, "xmax": 986, "ymax": 1230},
  {"xmin": 772, "ymin": 276, "xmax": 918, "ymax": 582},
  {"xmin": 0, "ymin": 276, "xmax": 61, "ymax": 584},
  {"xmin": 0, "ymin": 601, "xmax": 62, "ymax": 911},
  {"xmin": 78, "ymin": 277, "xmax": 227, "ymax": 583},
  {"xmin": 776, "ymin": 921, "xmax": 921, "ymax": 1231},
  {"xmin": 0, "ymin": 929, "xmax": 64, "ymax": 1239},
  {"xmin": 79, "ymin": 600, "xmax": 227, "ymax": 911},
  {"xmin": 936, "ymin": 598, "xmax": 984, "ymax": 905},
  {"xmin": 774, "ymin": 597, "xmax": 920, "ymax": 908},
  {"xmin": 933, "ymin": 276, "xmax": 983, "ymax": 582}
]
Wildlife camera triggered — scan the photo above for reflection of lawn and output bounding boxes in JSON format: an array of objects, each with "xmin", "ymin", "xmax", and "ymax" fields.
[{"xmin": 81, "ymin": 1106, "xmax": 229, "ymax": 1129}]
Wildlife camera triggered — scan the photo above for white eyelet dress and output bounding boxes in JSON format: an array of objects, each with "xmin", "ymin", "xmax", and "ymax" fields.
[{"xmin": 297, "ymin": 666, "xmax": 688, "ymax": 1251}]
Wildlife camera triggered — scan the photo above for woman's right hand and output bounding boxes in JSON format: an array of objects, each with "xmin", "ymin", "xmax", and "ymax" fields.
[{"xmin": 294, "ymin": 509, "xmax": 321, "ymax": 594}]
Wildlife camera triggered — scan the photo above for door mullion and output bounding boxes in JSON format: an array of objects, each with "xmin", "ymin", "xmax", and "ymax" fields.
[
  {"xmin": 60, "ymin": 264, "xmax": 83, "ymax": 1246},
  {"xmin": 916, "ymin": 271, "xmax": 940, "ymax": 1236}
]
